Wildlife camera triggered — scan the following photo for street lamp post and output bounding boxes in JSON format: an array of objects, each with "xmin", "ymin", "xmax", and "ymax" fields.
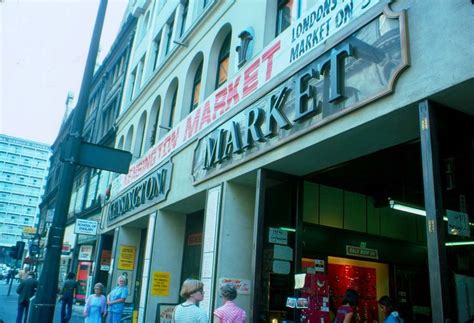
[{"xmin": 28, "ymin": 1, "xmax": 109, "ymax": 321}]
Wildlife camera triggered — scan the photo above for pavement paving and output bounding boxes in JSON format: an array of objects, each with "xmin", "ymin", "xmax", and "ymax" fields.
[{"xmin": 0, "ymin": 279, "xmax": 84, "ymax": 323}]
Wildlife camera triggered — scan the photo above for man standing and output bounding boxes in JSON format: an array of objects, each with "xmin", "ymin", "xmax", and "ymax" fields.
[
  {"xmin": 59, "ymin": 272, "xmax": 78, "ymax": 323},
  {"xmin": 16, "ymin": 272, "xmax": 38, "ymax": 323}
]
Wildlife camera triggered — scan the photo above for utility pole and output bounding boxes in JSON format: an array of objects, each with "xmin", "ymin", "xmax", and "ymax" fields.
[{"xmin": 28, "ymin": 1, "xmax": 109, "ymax": 321}]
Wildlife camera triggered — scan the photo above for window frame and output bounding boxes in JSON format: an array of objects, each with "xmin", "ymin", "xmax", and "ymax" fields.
[{"xmin": 215, "ymin": 33, "xmax": 231, "ymax": 89}]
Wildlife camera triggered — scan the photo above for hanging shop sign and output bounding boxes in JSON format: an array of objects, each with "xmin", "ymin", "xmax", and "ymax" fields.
[
  {"xmin": 74, "ymin": 219, "xmax": 98, "ymax": 236},
  {"xmin": 192, "ymin": 8, "xmax": 408, "ymax": 183},
  {"xmin": 118, "ymin": 245, "xmax": 136, "ymax": 270},
  {"xmin": 346, "ymin": 244, "xmax": 379, "ymax": 259},
  {"xmin": 100, "ymin": 250, "xmax": 112, "ymax": 271},
  {"xmin": 111, "ymin": 0, "xmax": 387, "ymax": 197},
  {"xmin": 107, "ymin": 161, "xmax": 172, "ymax": 225},
  {"xmin": 78, "ymin": 245, "xmax": 94, "ymax": 261},
  {"xmin": 447, "ymin": 210, "xmax": 470, "ymax": 237},
  {"xmin": 269, "ymin": 227, "xmax": 288, "ymax": 245}
]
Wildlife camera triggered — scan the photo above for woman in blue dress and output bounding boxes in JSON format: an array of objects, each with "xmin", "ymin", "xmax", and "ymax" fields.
[
  {"xmin": 107, "ymin": 275, "xmax": 128, "ymax": 323},
  {"xmin": 83, "ymin": 283, "xmax": 107, "ymax": 323}
]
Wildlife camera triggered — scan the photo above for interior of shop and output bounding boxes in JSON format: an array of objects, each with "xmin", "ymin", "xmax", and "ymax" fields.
[{"xmin": 257, "ymin": 105, "xmax": 474, "ymax": 322}]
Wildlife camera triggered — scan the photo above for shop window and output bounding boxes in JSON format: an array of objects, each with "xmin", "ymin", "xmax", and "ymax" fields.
[
  {"xmin": 180, "ymin": 211, "xmax": 204, "ymax": 288},
  {"xmin": 215, "ymin": 33, "xmax": 231, "ymax": 89},
  {"xmin": 191, "ymin": 61, "xmax": 203, "ymax": 111},
  {"xmin": 276, "ymin": 0, "xmax": 292, "ymax": 36}
]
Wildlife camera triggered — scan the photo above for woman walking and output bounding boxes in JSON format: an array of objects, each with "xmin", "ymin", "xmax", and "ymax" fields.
[
  {"xmin": 83, "ymin": 283, "xmax": 106, "ymax": 323},
  {"xmin": 172, "ymin": 279, "xmax": 208, "ymax": 322}
]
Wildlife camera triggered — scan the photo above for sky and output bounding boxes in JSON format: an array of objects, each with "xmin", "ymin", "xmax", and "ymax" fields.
[{"xmin": 0, "ymin": 0, "xmax": 129, "ymax": 145}]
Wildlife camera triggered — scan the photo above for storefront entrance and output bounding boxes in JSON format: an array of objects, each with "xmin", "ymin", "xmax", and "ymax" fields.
[{"xmin": 256, "ymin": 140, "xmax": 434, "ymax": 322}]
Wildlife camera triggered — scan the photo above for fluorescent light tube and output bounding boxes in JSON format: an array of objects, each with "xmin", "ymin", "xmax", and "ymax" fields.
[
  {"xmin": 389, "ymin": 200, "xmax": 426, "ymax": 216},
  {"xmin": 445, "ymin": 241, "xmax": 474, "ymax": 247},
  {"xmin": 279, "ymin": 227, "xmax": 296, "ymax": 232}
]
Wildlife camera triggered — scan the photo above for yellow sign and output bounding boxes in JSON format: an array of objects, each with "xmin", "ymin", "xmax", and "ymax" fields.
[
  {"xmin": 151, "ymin": 272, "xmax": 170, "ymax": 296},
  {"xmin": 23, "ymin": 227, "xmax": 37, "ymax": 234},
  {"xmin": 118, "ymin": 245, "xmax": 136, "ymax": 270}
]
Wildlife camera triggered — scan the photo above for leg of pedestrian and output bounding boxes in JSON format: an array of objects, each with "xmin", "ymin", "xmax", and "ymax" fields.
[{"xmin": 16, "ymin": 301, "xmax": 25, "ymax": 323}]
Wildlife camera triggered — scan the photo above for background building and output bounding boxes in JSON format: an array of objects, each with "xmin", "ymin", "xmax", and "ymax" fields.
[{"xmin": 0, "ymin": 134, "xmax": 50, "ymax": 263}]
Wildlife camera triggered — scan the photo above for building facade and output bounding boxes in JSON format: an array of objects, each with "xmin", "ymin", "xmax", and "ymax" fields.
[
  {"xmin": 0, "ymin": 135, "xmax": 50, "ymax": 262},
  {"xmin": 65, "ymin": 0, "xmax": 474, "ymax": 322}
]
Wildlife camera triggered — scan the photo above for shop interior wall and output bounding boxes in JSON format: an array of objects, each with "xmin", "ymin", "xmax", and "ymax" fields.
[
  {"xmin": 303, "ymin": 182, "xmax": 427, "ymax": 244},
  {"xmin": 145, "ymin": 210, "xmax": 186, "ymax": 322},
  {"xmin": 112, "ymin": 226, "xmax": 142, "ymax": 304},
  {"xmin": 215, "ymin": 181, "xmax": 256, "ymax": 320}
]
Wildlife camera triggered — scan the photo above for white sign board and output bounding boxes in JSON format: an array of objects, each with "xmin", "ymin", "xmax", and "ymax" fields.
[
  {"xmin": 269, "ymin": 227, "xmax": 288, "ymax": 245},
  {"xmin": 447, "ymin": 210, "xmax": 470, "ymax": 237},
  {"xmin": 274, "ymin": 245, "xmax": 293, "ymax": 261},
  {"xmin": 75, "ymin": 219, "xmax": 98, "ymax": 236},
  {"xmin": 273, "ymin": 260, "xmax": 291, "ymax": 274},
  {"xmin": 200, "ymin": 186, "xmax": 222, "ymax": 318},
  {"xmin": 78, "ymin": 245, "xmax": 93, "ymax": 261}
]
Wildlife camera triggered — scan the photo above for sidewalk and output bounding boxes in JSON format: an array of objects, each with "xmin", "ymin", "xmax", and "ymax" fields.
[
  {"xmin": 0, "ymin": 280, "xmax": 19, "ymax": 322},
  {"xmin": 52, "ymin": 302, "xmax": 85, "ymax": 323},
  {"xmin": 0, "ymin": 279, "xmax": 85, "ymax": 323}
]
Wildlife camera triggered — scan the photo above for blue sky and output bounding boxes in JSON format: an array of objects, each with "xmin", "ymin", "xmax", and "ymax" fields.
[{"xmin": 0, "ymin": 0, "xmax": 128, "ymax": 145}]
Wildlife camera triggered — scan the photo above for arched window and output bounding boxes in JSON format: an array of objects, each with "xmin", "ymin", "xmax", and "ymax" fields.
[
  {"xmin": 124, "ymin": 126, "xmax": 134, "ymax": 153},
  {"xmin": 191, "ymin": 61, "xmax": 203, "ymax": 111},
  {"xmin": 168, "ymin": 87, "xmax": 178, "ymax": 129},
  {"xmin": 139, "ymin": 11, "xmax": 151, "ymax": 42},
  {"xmin": 117, "ymin": 136, "xmax": 124, "ymax": 150},
  {"xmin": 147, "ymin": 96, "xmax": 161, "ymax": 148},
  {"xmin": 134, "ymin": 111, "xmax": 147, "ymax": 157},
  {"xmin": 216, "ymin": 33, "xmax": 231, "ymax": 89},
  {"xmin": 276, "ymin": 0, "xmax": 292, "ymax": 36}
]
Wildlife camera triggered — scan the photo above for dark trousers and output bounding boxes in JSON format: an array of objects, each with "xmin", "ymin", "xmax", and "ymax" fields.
[
  {"xmin": 16, "ymin": 300, "xmax": 29, "ymax": 323},
  {"xmin": 61, "ymin": 296, "xmax": 74, "ymax": 322}
]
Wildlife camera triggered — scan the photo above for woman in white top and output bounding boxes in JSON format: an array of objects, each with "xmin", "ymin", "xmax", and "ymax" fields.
[{"xmin": 172, "ymin": 279, "xmax": 208, "ymax": 323}]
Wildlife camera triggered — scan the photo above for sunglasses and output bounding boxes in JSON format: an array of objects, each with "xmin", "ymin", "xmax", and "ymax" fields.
[{"xmin": 192, "ymin": 288, "xmax": 204, "ymax": 294}]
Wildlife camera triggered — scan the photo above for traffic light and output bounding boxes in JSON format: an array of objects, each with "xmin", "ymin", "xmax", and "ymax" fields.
[
  {"xmin": 16, "ymin": 241, "xmax": 25, "ymax": 259},
  {"xmin": 9, "ymin": 241, "xmax": 25, "ymax": 260},
  {"xmin": 9, "ymin": 245, "xmax": 17, "ymax": 259}
]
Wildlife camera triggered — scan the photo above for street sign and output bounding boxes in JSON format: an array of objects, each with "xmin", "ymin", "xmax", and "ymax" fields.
[
  {"xmin": 23, "ymin": 227, "xmax": 37, "ymax": 235},
  {"xmin": 78, "ymin": 142, "xmax": 132, "ymax": 174},
  {"xmin": 74, "ymin": 219, "xmax": 98, "ymax": 236}
]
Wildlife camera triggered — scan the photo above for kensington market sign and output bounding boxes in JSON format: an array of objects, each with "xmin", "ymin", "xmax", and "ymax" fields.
[
  {"xmin": 192, "ymin": 8, "xmax": 409, "ymax": 182},
  {"xmin": 111, "ymin": 0, "xmax": 384, "ymax": 197},
  {"xmin": 107, "ymin": 161, "xmax": 172, "ymax": 225}
]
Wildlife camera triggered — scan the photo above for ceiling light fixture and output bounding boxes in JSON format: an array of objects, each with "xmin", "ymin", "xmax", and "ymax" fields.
[
  {"xmin": 389, "ymin": 200, "xmax": 426, "ymax": 216},
  {"xmin": 445, "ymin": 241, "xmax": 474, "ymax": 247},
  {"xmin": 389, "ymin": 199, "xmax": 474, "ymax": 227},
  {"xmin": 279, "ymin": 227, "xmax": 296, "ymax": 232}
]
